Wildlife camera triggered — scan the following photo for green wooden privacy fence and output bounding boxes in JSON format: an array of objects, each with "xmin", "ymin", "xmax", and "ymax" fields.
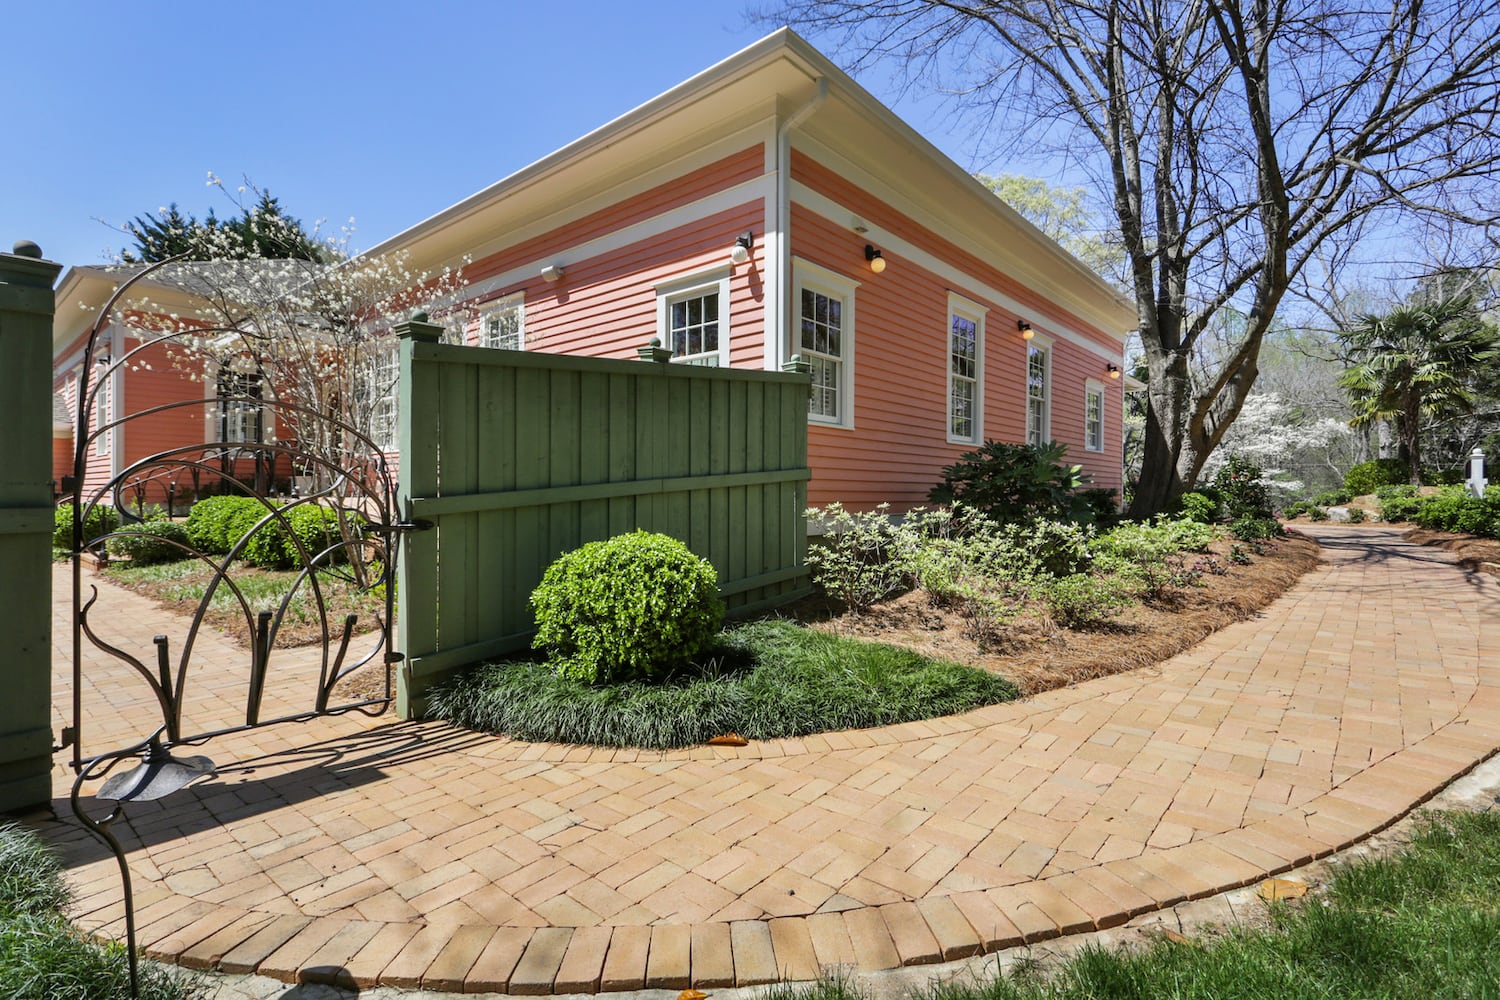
[{"xmin": 394, "ymin": 317, "xmax": 813, "ymax": 716}]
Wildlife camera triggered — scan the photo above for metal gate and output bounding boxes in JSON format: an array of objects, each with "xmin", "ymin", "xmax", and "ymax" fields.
[{"xmin": 59, "ymin": 259, "xmax": 408, "ymax": 996}]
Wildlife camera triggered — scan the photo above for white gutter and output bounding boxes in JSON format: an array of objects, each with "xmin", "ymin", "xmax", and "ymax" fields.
[{"xmin": 774, "ymin": 78, "xmax": 828, "ymax": 367}]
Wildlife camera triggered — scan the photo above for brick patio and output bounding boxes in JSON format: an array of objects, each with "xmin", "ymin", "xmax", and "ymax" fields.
[{"xmin": 32, "ymin": 525, "xmax": 1500, "ymax": 993}]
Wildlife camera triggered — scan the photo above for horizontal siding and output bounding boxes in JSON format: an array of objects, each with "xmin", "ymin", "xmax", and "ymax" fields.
[
  {"xmin": 463, "ymin": 146, "xmax": 766, "ymax": 289},
  {"xmin": 792, "ymin": 193, "xmax": 1126, "ymax": 510}
]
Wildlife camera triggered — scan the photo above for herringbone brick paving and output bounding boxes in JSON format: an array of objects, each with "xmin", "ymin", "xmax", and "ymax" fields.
[{"xmin": 33, "ymin": 525, "xmax": 1500, "ymax": 993}]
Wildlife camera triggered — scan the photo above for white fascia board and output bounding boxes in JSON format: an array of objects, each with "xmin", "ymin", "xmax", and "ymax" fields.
[
  {"xmin": 454, "ymin": 173, "xmax": 778, "ymax": 307},
  {"xmin": 794, "ymin": 181, "xmax": 1125, "ymax": 365},
  {"xmin": 455, "ymin": 118, "xmax": 776, "ymax": 269},
  {"xmin": 792, "ymin": 132, "xmax": 1135, "ymax": 340}
]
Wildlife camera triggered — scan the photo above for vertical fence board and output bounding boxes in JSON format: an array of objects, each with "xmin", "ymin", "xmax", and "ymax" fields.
[{"xmin": 396, "ymin": 345, "xmax": 811, "ymax": 715}]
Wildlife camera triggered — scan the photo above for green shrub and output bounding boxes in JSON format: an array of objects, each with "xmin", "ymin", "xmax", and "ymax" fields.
[
  {"xmin": 531, "ymin": 531, "xmax": 724, "ymax": 684},
  {"xmin": 1045, "ymin": 573, "xmax": 1136, "ymax": 628},
  {"xmin": 1311, "ymin": 488, "xmax": 1353, "ymax": 506},
  {"xmin": 1095, "ymin": 517, "xmax": 1216, "ymax": 598},
  {"xmin": 1347, "ymin": 507, "xmax": 1367, "ymax": 523},
  {"xmin": 1376, "ymin": 484, "xmax": 1419, "ymax": 500},
  {"xmin": 928, "ymin": 439, "xmax": 1103, "ymax": 525},
  {"xmin": 1177, "ymin": 491, "xmax": 1221, "ymax": 523},
  {"xmin": 1380, "ymin": 491, "xmax": 1425, "ymax": 522},
  {"xmin": 52, "ymin": 502, "xmax": 119, "ymax": 550},
  {"xmin": 1412, "ymin": 485, "xmax": 1500, "ymax": 537},
  {"xmin": 184, "ymin": 495, "xmax": 262, "ymax": 554},
  {"xmin": 105, "ymin": 519, "xmax": 190, "ymax": 565},
  {"xmin": 1281, "ymin": 500, "xmax": 1312, "ymax": 519},
  {"xmin": 1211, "ymin": 455, "xmax": 1274, "ymax": 520},
  {"xmin": 1307, "ymin": 505, "xmax": 1329, "ymax": 521},
  {"xmin": 1345, "ymin": 458, "xmax": 1410, "ymax": 496},
  {"xmin": 806, "ymin": 503, "xmax": 921, "ymax": 612},
  {"xmin": 1230, "ymin": 515, "xmax": 1283, "ymax": 541}
]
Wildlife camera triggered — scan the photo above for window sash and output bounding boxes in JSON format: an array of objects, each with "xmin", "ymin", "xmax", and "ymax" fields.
[
  {"xmin": 949, "ymin": 313, "xmax": 979, "ymax": 441},
  {"xmin": 481, "ymin": 296, "xmax": 524, "ymax": 350},
  {"xmin": 1026, "ymin": 346, "xmax": 1049, "ymax": 446},
  {"xmin": 801, "ymin": 287, "xmax": 844, "ymax": 420},
  {"xmin": 217, "ymin": 371, "xmax": 263, "ymax": 445},
  {"xmin": 667, "ymin": 289, "xmax": 721, "ymax": 365},
  {"xmin": 1086, "ymin": 387, "xmax": 1104, "ymax": 451}
]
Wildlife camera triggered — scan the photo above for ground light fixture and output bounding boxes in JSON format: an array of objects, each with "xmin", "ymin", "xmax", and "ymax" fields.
[
  {"xmin": 864, "ymin": 244, "xmax": 887, "ymax": 273},
  {"xmin": 731, "ymin": 231, "xmax": 754, "ymax": 265},
  {"xmin": 1018, "ymin": 320, "xmax": 1034, "ymax": 340}
]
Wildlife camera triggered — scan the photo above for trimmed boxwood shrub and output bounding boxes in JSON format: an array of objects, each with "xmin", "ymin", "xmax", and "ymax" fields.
[
  {"xmin": 531, "ymin": 531, "xmax": 725, "ymax": 684},
  {"xmin": 52, "ymin": 502, "xmax": 119, "ymax": 550},
  {"xmin": 1345, "ymin": 458, "xmax": 1410, "ymax": 497},
  {"xmin": 106, "ymin": 519, "xmax": 190, "ymax": 565},
  {"xmin": 184, "ymin": 495, "xmax": 262, "ymax": 554}
]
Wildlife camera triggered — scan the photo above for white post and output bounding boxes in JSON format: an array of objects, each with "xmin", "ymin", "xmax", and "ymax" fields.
[{"xmin": 1467, "ymin": 447, "xmax": 1488, "ymax": 498}]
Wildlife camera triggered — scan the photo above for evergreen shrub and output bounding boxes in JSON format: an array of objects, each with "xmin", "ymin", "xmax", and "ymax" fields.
[{"xmin": 531, "ymin": 531, "xmax": 724, "ymax": 684}]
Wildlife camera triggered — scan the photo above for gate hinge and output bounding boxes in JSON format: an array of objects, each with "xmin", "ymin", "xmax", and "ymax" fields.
[{"xmin": 392, "ymin": 519, "xmax": 434, "ymax": 533}]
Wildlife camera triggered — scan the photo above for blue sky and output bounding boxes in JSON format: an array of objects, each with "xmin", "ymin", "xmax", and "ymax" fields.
[{"xmin": 4, "ymin": 0, "xmax": 968, "ymax": 267}]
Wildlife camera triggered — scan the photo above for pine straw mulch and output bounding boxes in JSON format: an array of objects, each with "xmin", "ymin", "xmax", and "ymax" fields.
[
  {"xmin": 784, "ymin": 532, "xmax": 1323, "ymax": 697},
  {"xmin": 1403, "ymin": 528, "xmax": 1500, "ymax": 578}
]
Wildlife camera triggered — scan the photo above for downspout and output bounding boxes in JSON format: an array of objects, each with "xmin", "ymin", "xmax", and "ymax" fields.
[{"xmin": 774, "ymin": 78, "xmax": 829, "ymax": 367}]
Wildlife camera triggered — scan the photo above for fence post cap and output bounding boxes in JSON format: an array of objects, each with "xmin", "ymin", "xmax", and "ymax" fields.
[
  {"xmin": 11, "ymin": 241, "xmax": 42, "ymax": 258},
  {"xmin": 781, "ymin": 353, "xmax": 812, "ymax": 376},
  {"xmin": 394, "ymin": 313, "xmax": 445, "ymax": 343},
  {"xmin": 637, "ymin": 337, "xmax": 672, "ymax": 363}
]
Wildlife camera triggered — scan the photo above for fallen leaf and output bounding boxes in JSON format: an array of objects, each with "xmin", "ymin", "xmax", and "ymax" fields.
[
  {"xmin": 1161, "ymin": 929, "xmax": 1189, "ymax": 944},
  {"xmin": 707, "ymin": 734, "xmax": 748, "ymax": 747},
  {"xmin": 678, "ymin": 990, "xmax": 710, "ymax": 1000},
  {"xmin": 1257, "ymin": 877, "xmax": 1308, "ymax": 902}
]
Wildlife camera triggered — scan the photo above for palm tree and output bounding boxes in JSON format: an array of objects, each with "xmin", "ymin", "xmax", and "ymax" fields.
[{"xmin": 1338, "ymin": 287, "xmax": 1499, "ymax": 485}]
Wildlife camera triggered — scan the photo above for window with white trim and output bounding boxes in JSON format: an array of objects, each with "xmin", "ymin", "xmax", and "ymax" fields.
[
  {"xmin": 216, "ymin": 368, "xmax": 264, "ymax": 445},
  {"xmin": 1085, "ymin": 381, "xmax": 1105, "ymax": 452},
  {"xmin": 1026, "ymin": 342, "xmax": 1050, "ymax": 446},
  {"xmin": 94, "ymin": 368, "xmax": 110, "ymax": 456},
  {"xmin": 356, "ymin": 343, "xmax": 400, "ymax": 452},
  {"xmin": 947, "ymin": 296, "xmax": 986, "ymax": 444},
  {"xmin": 656, "ymin": 270, "xmax": 730, "ymax": 367},
  {"xmin": 480, "ymin": 294, "xmax": 525, "ymax": 350},
  {"xmin": 794, "ymin": 261, "xmax": 858, "ymax": 427}
]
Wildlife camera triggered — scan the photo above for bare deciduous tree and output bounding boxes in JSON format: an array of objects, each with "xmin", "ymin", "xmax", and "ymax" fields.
[{"xmin": 764, "ymin": 0, "xmax": 1500, "ymax": 513}]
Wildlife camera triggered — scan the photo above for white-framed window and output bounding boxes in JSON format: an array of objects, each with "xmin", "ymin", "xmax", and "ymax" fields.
[
  {"xmin": 1085, "ymin": 380, "xmax": 1106, "ymax": 452},
  {"xmin": 216, "ymin": 368, "xmax": 264, "ymax": 445},
  {"xmin": 656, "ymin": 269, "xmax": 730, "ymax": 367},
  {"xmin": 93, "ymin": 367, "xmax": 110, "ymax": 456},
  {"xmin": 480, "ymin": 293, "xmax": 525, "ymax": 350},
  {"xmin": 794, "ymin": 260, "xmax": 859, "ymax": 428},
  {"xmin": 356, "ymin": 342, "xmax": 399, "ymax": 452},
  {"xmin": 947, "ymin": 295, "xmax": 987, "ymax": 444},
  {"xmin": 1026, "ymin": 338, "xmax": 1052, "ymax": 446}
]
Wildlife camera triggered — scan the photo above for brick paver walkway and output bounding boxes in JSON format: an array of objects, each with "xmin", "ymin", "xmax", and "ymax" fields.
[{"xmin": 34, "ymin": 525, "xmax": 1500, "ymax": 994}]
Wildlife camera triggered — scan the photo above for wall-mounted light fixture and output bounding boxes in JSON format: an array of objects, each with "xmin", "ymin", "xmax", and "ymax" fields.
[
  {"xmin": 540, "ymin": 264, "xmax": 565, "ymax": 283},
  {"xmin": 1018, "ymin": 320, "xmax": 1034, "ymax": 340},
  {"xmin": 1107, "ymin": 363, "xmax": 1122, "ymax": 379},
  {"xmin": 864, "ymin": 244, "xmax": 887, "ymax": 274},
  {"xmin": 730, "ymin": 231, "xmax": 754, "ymax": 265}
]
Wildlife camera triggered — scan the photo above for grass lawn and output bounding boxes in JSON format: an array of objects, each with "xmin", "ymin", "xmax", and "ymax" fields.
[
  {"xmin": 0, "ymin": 823, "xmax": 203, "ymax": 1000},
  {"xmin": 428, "ymin": 619, "xmax": 1018, "ymax": 749},
  {"xmin": 98, "ymin": 558, "xmax": 386, "ymax": 648},
  {"xmin": 763, "ymin": 809, "xmax": 1500, "ymax": 1000}
]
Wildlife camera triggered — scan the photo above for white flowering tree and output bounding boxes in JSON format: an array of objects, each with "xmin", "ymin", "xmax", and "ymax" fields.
[{"xmin": 113, "ymin": 179, "xmax": 472, "ymax": 582}]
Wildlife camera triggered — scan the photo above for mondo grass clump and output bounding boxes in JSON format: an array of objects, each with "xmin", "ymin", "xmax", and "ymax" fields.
[
  {"xmin": 0, "ymin": 823, "xmax": 204, "ymax": 1000},
  {"xmin": 428, "ymin": 619, "xmax": 1018, "ymax": 749}
]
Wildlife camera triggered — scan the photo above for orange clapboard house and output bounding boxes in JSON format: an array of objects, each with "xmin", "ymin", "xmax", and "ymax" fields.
[
  {"xmin": 53, "ymin": 28, "xmax": 1135, "ymax": 511},
  {"xmin": 367, "ymin": 28, "xmax": 1136, "ymax": 508}
]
